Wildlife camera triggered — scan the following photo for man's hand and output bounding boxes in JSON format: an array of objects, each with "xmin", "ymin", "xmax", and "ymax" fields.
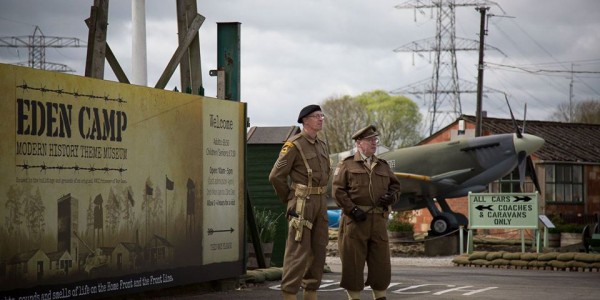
[
  {"xmin": 349, "ymin": 206, "xmax": 367, "ymax": 222},
  {"xmin": 377, "ymin": 192, "xmax": 394, "ymax": 208}
]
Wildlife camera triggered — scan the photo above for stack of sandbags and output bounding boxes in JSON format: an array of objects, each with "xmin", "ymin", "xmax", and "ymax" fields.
[{"xmin": 452, "ymin": 251, "xmax": 600, "ymax": 271}]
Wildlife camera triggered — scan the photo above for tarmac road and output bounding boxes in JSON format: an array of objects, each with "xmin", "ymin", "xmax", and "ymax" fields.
[{"xmin": 154, "ymin": 257, "xmax": 600, "ymax": 300}]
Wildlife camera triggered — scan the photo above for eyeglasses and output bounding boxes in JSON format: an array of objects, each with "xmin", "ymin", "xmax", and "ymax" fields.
[
  {"xmin": 307, "ymin": 114, "xmax": 326, "ymax": 120},
  {"xmin": 361, "ymin": 137, "xmax": 379, "ymax": 144}
]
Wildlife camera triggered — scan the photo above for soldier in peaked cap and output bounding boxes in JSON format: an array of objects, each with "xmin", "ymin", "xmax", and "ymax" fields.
[
  {"xmin": 351, "ymin": 124, "xmax": 379, "ymax": 140},
  {"xmin": 332, "ymin": 124, "xmax": 401, "ymax": 300},
  {"xmin": 269, "ymin": 104, "xmax": 331, "ymax": 300}
]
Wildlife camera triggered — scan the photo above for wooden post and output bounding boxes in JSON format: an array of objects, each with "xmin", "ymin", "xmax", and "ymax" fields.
[
  {"xmin": 85, "ymin": 18, "xmax": 129, "ymax": 84},
  {"xmin": 155, "ymin": 14, "xmax": 205, "ymax": 90},
  {"xmin": 176, "ymin": 0, "xmax": 203, "ymax": 94},
  {"xmin": 85, "ymin": 0, "xmax": 109, "ymax": 79},
  {"xmin": 246, "ymin": 191, "xmax": 266, "ymax": 269}
]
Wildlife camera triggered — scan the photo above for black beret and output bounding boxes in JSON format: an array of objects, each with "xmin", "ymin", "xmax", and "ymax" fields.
[
  {"xmin": 352, "ymin": 125, "xmax": 379, "ymax": 140},
  {"xmin": 297, "ymin": 104, "xmax": 322, "ymax": 123}
]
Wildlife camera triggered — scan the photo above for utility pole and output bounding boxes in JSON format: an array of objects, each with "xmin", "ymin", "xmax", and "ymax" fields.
[
  {"xmin": 569, "ymin": 63, "xmax": 574, "ymax": 122},
  {"xmin": 0, "ymin": 26, "xmax": 84, "ymax": 72},
  {"xmin": 475, "ymin": 6, "xmax": 489, "ymax": 137}
]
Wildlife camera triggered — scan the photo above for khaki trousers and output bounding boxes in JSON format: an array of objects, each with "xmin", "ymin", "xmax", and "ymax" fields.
[
  {"xmin": 338, "ymin": 213, "xmax": 391, "ymax": 291},
  {"xmin": 280, "ymin": 194, "xmax": 329, "ymax": 294}
]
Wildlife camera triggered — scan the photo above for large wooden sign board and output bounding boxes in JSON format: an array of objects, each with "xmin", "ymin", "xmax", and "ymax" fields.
[{"xmin": 0, "ymin": 64, "xmax": 246, "ymax": 298}]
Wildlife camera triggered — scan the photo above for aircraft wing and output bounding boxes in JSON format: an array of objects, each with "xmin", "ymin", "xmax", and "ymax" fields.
[
  {"xmin": 395, "ymin": 168, "xmax": 473, "ymax": 183},
  {"xmin": 392, "ymin": 169, "xmax": 474, "ymax": 211}
]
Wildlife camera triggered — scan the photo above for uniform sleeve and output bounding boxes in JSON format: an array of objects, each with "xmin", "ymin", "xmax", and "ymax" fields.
[
  {"xmin": 268, "ymin": 141, "xmax": 297, "ymax": 203},
  {"xmin": 386, "ymin": 164, "xmax": 402, "ymax": 201},
  {"xmin": 332, "ymin": 161, "xmax": 355, "ymax": 214}
]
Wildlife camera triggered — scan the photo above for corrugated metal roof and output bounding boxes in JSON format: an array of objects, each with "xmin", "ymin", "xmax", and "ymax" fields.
[
  {"xmin": 247, "ymin": 126, "xmax": 300, "ymax": 144},
  {"xmin": 460, "ymin": 115, "xmax": 600, "ymax": 163}
]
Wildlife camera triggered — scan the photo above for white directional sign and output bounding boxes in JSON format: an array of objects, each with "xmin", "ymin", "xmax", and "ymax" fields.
[{"xmin": 468, "ymin": 192, "xmax": 539, "ymax": 229}]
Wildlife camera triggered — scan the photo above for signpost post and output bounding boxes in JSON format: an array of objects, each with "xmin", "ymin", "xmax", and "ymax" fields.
[
  {"xmin": 467, "ymin": 192, "xmax": 539, "ymax": 253},
  {"xmin": 538, "ymin": 215, "xmax": 555, "ymax": 249}
]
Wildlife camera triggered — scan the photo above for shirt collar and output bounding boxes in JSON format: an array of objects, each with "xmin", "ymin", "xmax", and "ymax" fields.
[
  {"xmin": 301, "ymin": 130, "xmax": 318, "ymax": 144},
  {"xmin": 354, "ymin": 151, "xmax": 374, "ymax": 162}
]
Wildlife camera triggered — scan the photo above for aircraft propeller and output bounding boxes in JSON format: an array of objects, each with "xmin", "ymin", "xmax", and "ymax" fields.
[{"xmin": 504, "ymin": 94, "xmax": 542, "ymax": 193}]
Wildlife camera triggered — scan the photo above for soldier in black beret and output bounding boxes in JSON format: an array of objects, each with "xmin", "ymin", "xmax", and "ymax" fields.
[
  {"xmin": 333, "ymin": 124, "xmax": 401, "ymax": 300},
  {"xmin": 269, "ymin": 104, "xmax": 331, "ymax": 300},
  {"xmin": 297, "ymin": 104, "xmax": 323, "ymax": 123}
]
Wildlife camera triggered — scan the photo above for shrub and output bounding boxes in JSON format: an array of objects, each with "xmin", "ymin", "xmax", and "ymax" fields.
[
  {"xmin": 547, "ymin": 214, "xmax": 586, "ymax": 233},
  {"xmin": 252, "ymin": 207, "xmax": 283, "ymax": 243},
  {"xmin": 556, "ymin": 223, "xmax": 586, "ymax": 233},
  {"xmin": 387, "ymin": 211, "xmax": 413, "ymax": 232}
]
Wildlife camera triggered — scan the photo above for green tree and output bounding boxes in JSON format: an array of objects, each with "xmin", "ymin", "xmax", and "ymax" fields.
[
  {"xmin": 551, "ymin": 99, "xmax": 600, "ymax": 124},
  {"xmin": 320, "ymin": 90, "xmax": 422, "ymax": 152},
  {"xmin": 355, "ymin": 90, "xmax": 422, "ymax": 149}
]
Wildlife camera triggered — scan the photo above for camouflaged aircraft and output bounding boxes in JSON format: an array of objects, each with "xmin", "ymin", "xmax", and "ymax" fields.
[{"xmin": 328, "ymin": 120, "xmax": 544, "ymax": 236}]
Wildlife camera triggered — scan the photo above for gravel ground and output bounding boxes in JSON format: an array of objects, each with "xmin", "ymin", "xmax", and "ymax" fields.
[
  {"xmin": 326, "ymin": 239, "xmax": 457, "ymax": 267},
  {"xmin": 325, "ymin": 235, "xmax": 531, "ymax": 268},
  {"xmin": 326, "ymin": 256, "xmax": 455, "ymax": 267}
]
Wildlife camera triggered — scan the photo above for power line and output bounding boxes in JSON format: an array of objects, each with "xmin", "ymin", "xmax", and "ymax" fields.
[
  {"xmin": 519, "ymin": 58, "xmax": 600, "ymax": 67},
  {"xmin": 486, "ymin": 62, "xmax": 600, "ymax": 75}
]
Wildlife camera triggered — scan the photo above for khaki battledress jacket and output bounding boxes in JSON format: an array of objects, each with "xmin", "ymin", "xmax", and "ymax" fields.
[
  {"xmin": 332, "ymin": 152, "xmax": 401, "ymax": 292},
  {"xmin": 268, "ymin": 130, "xmax": 331, "ymax": 294}
]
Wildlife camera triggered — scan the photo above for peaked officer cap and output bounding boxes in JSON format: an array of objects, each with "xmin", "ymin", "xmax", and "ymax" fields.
[
  {"xmin": 297, "ymin": 104, "xmax": 322, "ymax": 123},
  {"xmin": 352, "ymin": 125, "xmax": 379, "ymax": 140}
]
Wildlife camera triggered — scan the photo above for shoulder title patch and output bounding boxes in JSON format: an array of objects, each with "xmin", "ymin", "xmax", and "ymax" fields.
[{"xmin": 280, "ymin": 141, "xmax": 295, "ymax": 155}]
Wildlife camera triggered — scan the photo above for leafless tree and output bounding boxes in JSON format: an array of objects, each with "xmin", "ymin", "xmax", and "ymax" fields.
[
  {"xmin": 24, "ymin": 187, "xmax": 45, "ymax": 245},
  {"xmin": 551, "ymin": 99, "xmax": 600, "ymax": 124},
  {"xmin": 105, "ymin": 188, "xmax": 121, "ymax": 235},
  {"xmin": 4, "ymin": 185, "xmax": 24, "ymax": 250},
  {"xmin": 321, "ymin": 95, "xmax": 369, "ymax": 153}
]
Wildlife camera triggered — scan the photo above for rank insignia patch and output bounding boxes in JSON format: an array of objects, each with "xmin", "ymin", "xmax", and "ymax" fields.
[{"xmin": 275, "ymin": 159, "xmax": 288, "ymax": 169}]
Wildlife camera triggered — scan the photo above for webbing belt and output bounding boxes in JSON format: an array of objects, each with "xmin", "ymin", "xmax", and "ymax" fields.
[{"xmin": 291, "ymin": 183, "xmax": 328, "ymax": 195}]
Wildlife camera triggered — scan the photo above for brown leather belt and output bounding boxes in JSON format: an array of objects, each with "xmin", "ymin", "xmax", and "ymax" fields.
[{"xmin": 291, "ymin": 183, "xmax": 328, "ymax": 195}]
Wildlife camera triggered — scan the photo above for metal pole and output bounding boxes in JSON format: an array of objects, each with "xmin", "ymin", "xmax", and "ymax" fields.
[
  {"xmin": 475, "ymin": 6, "xmax": 488, "ymax": 137},
  {"xmin": 521, "ymin": 229, "xmax": 525, "ymax": 253},
  {"xmin": 217, "ymin": 22, "xmax": 241, "ymax": 101},
  {"xmin": 459, "ymin": 226, "xmax": 464, "ymax": 254},
  {"xmin": 132, "ymin": 0, "xmax": 148, "ymax": 86}
]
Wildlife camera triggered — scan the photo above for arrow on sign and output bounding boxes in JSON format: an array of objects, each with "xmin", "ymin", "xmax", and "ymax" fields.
[
  {"xmin": 513, "ymin": 196, "xmax": 532, "ymax": 202},
  {"xmin": 207, "ymin": 227, "xmax": 235, "ymax": 235},
  {"xmin": 475, "ymin": 205, "xmax": 494, "ymax": 211}
]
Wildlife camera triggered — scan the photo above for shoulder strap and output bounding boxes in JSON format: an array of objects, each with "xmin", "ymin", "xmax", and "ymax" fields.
[{"xmin": 293, "ymin": 140, "xmax": 313, "ymax": 189}]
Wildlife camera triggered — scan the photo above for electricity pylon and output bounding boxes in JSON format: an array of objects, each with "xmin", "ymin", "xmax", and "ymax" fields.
[
  {"xmin": 0, "ymin": 26, "xmax": 85, "ymax": 72},
  {"xmin": 392, "ymin": 0, "xmax": 504, "ymax": 135}
]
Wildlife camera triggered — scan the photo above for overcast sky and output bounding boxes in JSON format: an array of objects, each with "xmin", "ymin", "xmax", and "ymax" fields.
[{"xmin": 1, "ymin": 0, "xmax": 599, "ymax": 132}]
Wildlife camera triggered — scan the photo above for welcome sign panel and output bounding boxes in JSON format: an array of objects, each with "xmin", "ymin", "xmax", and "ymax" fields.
[{"xmin": 0, "ymin": 64, "xmax": 245, "ymax": 298}]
